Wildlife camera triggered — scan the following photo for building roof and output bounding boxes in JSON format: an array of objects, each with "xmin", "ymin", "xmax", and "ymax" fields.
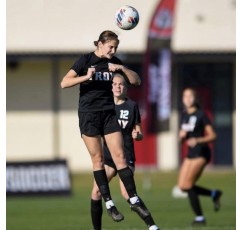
[
  {"xmin": 172, "ymin": 0, "xmax": 236, "ymax": 52},
  {"xmin": 6, "ymin": 0, "xmax": 159, "ymax": 53},
  {"xmin": 7, "ymin": 0, "xmax": 235, "ymax": 54}
]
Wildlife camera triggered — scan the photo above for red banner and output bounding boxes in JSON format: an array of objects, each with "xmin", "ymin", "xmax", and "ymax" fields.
[
  {"xmin": 134, "ymin": 0, "xmax": 176, "ymax": 167},
  {"xmin": 149, "ymin": 0, "xmax": 176, "ymax": 39}
]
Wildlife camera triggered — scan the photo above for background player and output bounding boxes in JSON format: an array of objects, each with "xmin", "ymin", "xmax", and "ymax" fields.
[
  {"xmin": 61, "ymin": 31, "xmax": 153, "ymax": 225},
  {"xmin": 178, "ymin": 88, "xmax": 223, "ymax": 226},
  {"xmin": 90, "ymin": 73, "xmax": 159, "ymax": 230}
]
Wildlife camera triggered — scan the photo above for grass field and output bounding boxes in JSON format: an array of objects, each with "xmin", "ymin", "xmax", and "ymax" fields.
[{"xmin": 7, "ymin": 170, "xmax": 236, "ymax": 230}]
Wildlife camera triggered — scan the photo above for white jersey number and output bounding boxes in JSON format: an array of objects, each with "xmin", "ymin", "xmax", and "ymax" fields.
[{"xmin": 120, "ymin": 110, "xmax": 129, "ymax": 119}]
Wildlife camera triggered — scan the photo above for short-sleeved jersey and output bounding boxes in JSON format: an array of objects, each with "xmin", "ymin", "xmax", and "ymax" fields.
[
  {"xmin": 181, "ymin": 109, "xmax": 212, "ymax": 155},
  {"xmin": 71, "ymin": 52, "xmax": 123, "ymax": 112},
  {"xmin": 104, "ymin": 98, "xmax": 141, "ymax": 164}
]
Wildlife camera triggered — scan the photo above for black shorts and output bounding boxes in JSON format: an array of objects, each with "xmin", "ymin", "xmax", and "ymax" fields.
[
  {"xmin": 78, "ymin": 109, "xmax": 121, "ymax": 137},
  {"xmin": 187, "ymin": 146, "xmax": 211, "ymax": 163}
]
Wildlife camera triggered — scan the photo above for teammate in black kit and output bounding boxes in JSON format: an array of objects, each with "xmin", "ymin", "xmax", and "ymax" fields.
[
  {"xmin": 90, "ymin": 73, "xmax": 159, "ymax": 230},
  {"xmin": 61, "ymin": 31, "xmax": 153, "ymax": 226},
  {"xmin": 178, "ymin": 88, "xmax": 223, "ymax": 226}
]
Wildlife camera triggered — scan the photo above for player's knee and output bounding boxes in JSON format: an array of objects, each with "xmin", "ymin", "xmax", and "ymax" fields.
[
  {"xmin": 111, "ymin": 151, "xmax": 126, "ymax": 168},
  {"xmin": 91, "ymin": 153, "xmax": 104, "ymax": 169},
  {"xmin": 114, "ymin": 150, "xmax": 125, "ymax": 160},
  {"xmin": 91, "ymin": 187, "xmax": 102, "ymax": 200}
]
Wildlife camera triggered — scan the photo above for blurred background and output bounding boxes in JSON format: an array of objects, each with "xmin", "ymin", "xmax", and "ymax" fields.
[
  {"xmin": 6, "ymin": 0, "xmax": 236, "ymax": 172},
  {"xmin": 6, "ymin": 0, "xmax": 236, "ymax": 229}
]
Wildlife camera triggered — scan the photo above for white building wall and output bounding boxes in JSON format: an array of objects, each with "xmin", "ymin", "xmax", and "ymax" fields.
[
  {"xmin": 7, "ymin": 111, "xmax": 54, "ymax": 161},
  {"xmin": 7, "ymin": 61, "xmax": 54, "ymax": 160},
  {"xmin": 58, "ymin": 111, "xmax": 92, "ymax": 172},
  {"xmin": 7, "ymin": 0, "xmax": 235, "ymax": 53},
  {"xmin": 157, "ymin": 110, "xmax": 179, "ymax": 170},
  {"xmin": 6, "ymin": 60, "xmax": 93, "ymax": 172},
  {"xmin": 172, "ymin": 0, "xmax": 235, "ymax": 52},
  {"xmin": 7, "ymin": 0, "xmax": 159, "ymax": 53}
]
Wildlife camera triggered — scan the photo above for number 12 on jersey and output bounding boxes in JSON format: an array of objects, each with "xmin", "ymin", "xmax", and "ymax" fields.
[{"xmin": 120, "ymin": 110, "xmax": 129, "ymax": 119}]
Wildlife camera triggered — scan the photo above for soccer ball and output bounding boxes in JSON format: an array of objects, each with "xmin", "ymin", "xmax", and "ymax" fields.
[{"xmin": 115, "ymin": 5, "xmax": 139, "ymax": 30}]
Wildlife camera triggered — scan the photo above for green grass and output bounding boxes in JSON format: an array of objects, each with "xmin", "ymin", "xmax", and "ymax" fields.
[{"xmin": 7, "ymin": 170, "xmax": 236, "ymax": 230}]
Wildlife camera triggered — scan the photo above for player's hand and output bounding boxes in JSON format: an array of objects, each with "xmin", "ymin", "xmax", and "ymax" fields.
[
  {"xmin": 86, "ymin": 67, "xmax": 95, "ymax": 79},
  {"xmin": 186, "ymin": 138, "xmax": 198, "ymax": 147},
  {"xmin": 108, "ymin": 63, "xmax": 123, "ymax": 72},
  {"xmin": 179, "ymin": 130, "xmax": 187, "ymax": 139},
  {"xmin": 132, "ymin": 130, "xmax": 139, "ymax": 139},
  {"xmin": 132, "ymin": 130, "xmax": 143, "ymax": 140}
]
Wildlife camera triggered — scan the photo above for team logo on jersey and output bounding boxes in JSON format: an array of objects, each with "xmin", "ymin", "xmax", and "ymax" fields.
[
  {"xmin": 89, "ymin": 70, "xmax": 113, "ymax": 81},
  {"xmin": 181, "ymin": 115, "xmax": 197, "ymax": 132},
  {"xmin": 118, "ymin": 119, "xmax": 129, "ymax": 129},
  {"xmin": 118, "ymin": 110, "xmax": 129, "ymax": 128}
]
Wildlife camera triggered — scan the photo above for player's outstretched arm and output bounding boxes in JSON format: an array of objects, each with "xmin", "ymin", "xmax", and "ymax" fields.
[
  {"xmin": 108, "ymin": 63, "xmax": 141, "ymax": 86},
  {"xmin": 121, "ymin": 66, "xmax": 141, "ymax": 86},
  {"xmin": 61, "ymin": 68, "xmax": 95, "ymax": 88}
]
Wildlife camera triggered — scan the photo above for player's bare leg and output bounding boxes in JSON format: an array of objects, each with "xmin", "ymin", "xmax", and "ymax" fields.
[
  {"xmin": 90, "ymin": 164, "xmax": 124, "ymax": 228},
  {"xmin": 83, "ymin": 135, "xmax": 123, "ymax": 223},
  {"xmin": 178, "ymin": 158, "xmax": 206, "ymax": 225},
  {"xmin": 105, "ymin": 132, "xmax": 151, "ymax": 219},
  {"xmin": 178, "ymin": 158, "xmax": 222, "ymax": 226}
]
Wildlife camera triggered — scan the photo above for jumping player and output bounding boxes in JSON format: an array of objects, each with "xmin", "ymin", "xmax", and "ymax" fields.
[
  {"xmin": 90, "ymin": 73, "xmax": 159, "ymax": 230},
  {"xmin": 178, "ymin": 88, "xmax": 223, "ymax": 226},
  {"xmin": 61, "ymin": 31, "xmax": 153, "ymax": 226}
]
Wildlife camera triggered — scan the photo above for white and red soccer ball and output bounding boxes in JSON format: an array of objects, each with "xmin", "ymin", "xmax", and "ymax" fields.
[{"xmin": 115, "ymin": 5, "xmax": 139, "ymax": 30}]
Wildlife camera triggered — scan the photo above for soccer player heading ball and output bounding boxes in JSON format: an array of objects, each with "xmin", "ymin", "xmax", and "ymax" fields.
[{"xmin": 61, "ymin": 31, "xmax": 159, "ymax": 230}]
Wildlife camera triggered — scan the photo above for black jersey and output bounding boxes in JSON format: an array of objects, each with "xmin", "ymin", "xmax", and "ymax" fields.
[
  {"xmin": 71, "ymin": 52, "xmax": 123, "ymax": 112},
  {"xmin": 181, "ymin": 109, "xmax": 212, "ymax": 155},
  {"xmin": 104, "ymin": 98, "xmax": 141, "ymax": 165}
]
